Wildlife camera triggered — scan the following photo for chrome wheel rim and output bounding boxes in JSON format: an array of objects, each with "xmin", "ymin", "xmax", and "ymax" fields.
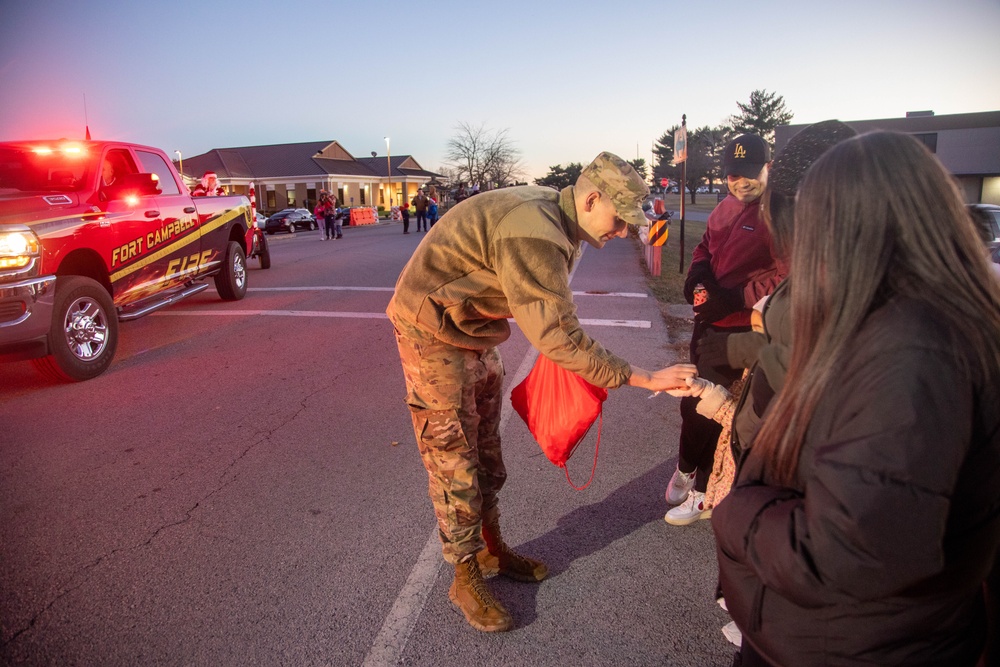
[
  {"xmin": 234, "ymin": 251, "xmax": 246, "ymax": 290},
  {"xmin": 63, "ymin": 296, "xmax": 110, "ymax": 361}
]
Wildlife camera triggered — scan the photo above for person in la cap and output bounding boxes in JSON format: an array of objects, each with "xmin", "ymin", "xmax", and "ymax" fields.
[
  {"xmin": 664, "ymin": 133, "xmax": 786, "ymax": 526},
  {"xmin": 386, "ymin": 151, "xmax": 697, "ymax": 633}
]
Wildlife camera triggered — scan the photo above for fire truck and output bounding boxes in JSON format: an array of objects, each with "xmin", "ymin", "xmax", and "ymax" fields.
[{"xmin": 0, "ymin": 139, "xmax": 269, "ymax": 381}]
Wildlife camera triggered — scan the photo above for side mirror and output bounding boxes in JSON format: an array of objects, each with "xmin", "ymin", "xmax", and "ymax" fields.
[{"xmin": 111, "ymin": 173, "xmax": 162, "ymax": 198}]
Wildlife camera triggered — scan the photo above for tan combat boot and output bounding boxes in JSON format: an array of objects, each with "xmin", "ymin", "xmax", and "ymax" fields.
[
  {"xmin": 448, "ymin": 556, "xmax": 513, "ymax": 632},
  {"xmin": 477, "ymin": 521, "xmax": 549, "ymax": 582}
]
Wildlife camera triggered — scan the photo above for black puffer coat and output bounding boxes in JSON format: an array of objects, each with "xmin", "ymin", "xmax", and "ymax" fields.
[{"xmin": 713, "ymin": 296, "xmax": 1000, "ymax": 666}]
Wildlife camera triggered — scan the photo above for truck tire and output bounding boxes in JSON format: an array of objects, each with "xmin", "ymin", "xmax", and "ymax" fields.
[
  {"xmin": 32, "ymin": 276, "xmax": 119, "ymax": 382},
  {"xmin": 257, "ymin": 233, "xmax": 271, "ymax": 270},
  {"xmin": 215, "ymin": 241, "xmax": 248, "ymax": 301}
]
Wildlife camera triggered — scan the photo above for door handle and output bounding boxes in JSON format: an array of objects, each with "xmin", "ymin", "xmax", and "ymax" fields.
[
  {"xmin": 183, "ymin": 207, "xmax": 196, "ymax": 214},
  {"xmin": 144, "ymin": 210, "xmax": 160, "ymax": 218}
]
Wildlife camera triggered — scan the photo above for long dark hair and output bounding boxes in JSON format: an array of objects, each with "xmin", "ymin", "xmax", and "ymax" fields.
[{"xmin": 755, "ymin": 131, "xmax": 1000, "ymax": 484}]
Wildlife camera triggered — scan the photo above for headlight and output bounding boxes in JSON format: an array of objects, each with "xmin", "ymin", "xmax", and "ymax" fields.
[{"xmin": 0, "ymin": 229, "xmax": 41, "ymax": 271}]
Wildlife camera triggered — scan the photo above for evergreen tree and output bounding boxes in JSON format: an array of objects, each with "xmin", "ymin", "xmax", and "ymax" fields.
[
  {"xmin": 730, "ymin": 89, "xmax": 793, "ymax": 145},
  {"xmin": 534, "ymin": 162, "xmax": 583, "ymax": 190}
]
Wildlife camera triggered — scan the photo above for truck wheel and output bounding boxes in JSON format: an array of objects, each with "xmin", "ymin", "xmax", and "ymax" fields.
[
  {"xmin": 32, "ymin": 276, "xmax": 119, "ymax": 382},
  {"xmin": 257, "ymin": 233, "xmax": 271, "ymax": 270},
  {"xmin": 215, "ymin": 241, "xmax": 248, "ymax": 301}
]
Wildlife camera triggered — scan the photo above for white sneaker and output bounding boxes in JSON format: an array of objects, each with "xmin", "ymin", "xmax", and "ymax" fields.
[
  {"xmin": 664, "ymin": 491, "xmax": 711, "ymax": 526},
  {"xmin": 722, "ymin": 621, "xmax": 742, "ymax": 647},
  {"xmin": 665, "ymin": 466, "xmax": 696, "ymax": 505}
]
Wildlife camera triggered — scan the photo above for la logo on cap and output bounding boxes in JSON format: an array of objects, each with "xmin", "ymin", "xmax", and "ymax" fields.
[{"xmin": 733, "ymin": 144, "xmax": 747, "ymax": 159}]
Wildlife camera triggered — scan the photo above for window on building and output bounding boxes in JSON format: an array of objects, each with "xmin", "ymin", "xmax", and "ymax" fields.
[
  {"xmin": 338, "ymin": 187, "xmax": 345, "ymax": 205},
  {"xmin": 287, "ymin": 186, "xmax": 296, "ymax": 207},
  {"xmin": 266, "ymin": 189, "xmax": 276, "ymax": 210},
  {"xmin": 307, "ymin": 187, "xmax": 316, "ymax": 210},
  {"xmin": 912, "ymin": 133, "xmax": 938, "ymax": 153}
]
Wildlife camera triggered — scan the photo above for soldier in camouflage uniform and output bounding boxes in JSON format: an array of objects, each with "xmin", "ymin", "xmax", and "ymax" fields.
[{"xmin": 387, "ymin": 152, "xmax": 697, "ymax": 632}]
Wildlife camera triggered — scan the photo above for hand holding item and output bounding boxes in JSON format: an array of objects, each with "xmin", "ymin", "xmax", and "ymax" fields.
[
  {"xmin": 693, "ymin": 283, "xmax": 743, "ymax": 323},
  {"xmin": 693, "ymin": 284, "xmax": 708, "ymax": 307},
  {"xmin": 632, "ymin": 363, "xmax": 697, "ymax": 393},
  {"xmin": 683, "ymin": 261, "xmax": 714, "ymax": 304},
  {"xmin": 665, "ymin": 376, "xmax": 712, "ymax": 397},
  {"xmin": 666, "ymin": 377, "xmax": 732, "ymax": 417}
]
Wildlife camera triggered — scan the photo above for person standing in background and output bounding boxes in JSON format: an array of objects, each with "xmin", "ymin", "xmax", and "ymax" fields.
[
  {"xmin": 401, "ymin": 201, "xmax": 411, "ymax": 234},
  {"xmin": 412, "ymin": 190, "xmax": 429, "ymax": 232},
  {"xmin": 325, "ymin": 192, "xmax": 339, "ymax": 240},
  {"xmin": 314, "ymin": 193, "xmax": 330, "ymax": 241},
  {"xmin": 427, "ymin": 187, "xmax": 439, "ymax": 228}
]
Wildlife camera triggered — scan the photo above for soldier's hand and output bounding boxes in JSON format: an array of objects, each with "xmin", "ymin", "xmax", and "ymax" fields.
[{"xmin": 629, "ymin": 363, "xmax": 697, "ymax": 392}]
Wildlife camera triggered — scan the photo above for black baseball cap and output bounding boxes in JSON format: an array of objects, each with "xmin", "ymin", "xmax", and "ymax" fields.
[{"xmin": 723, "ymin": 134, "xmax": 771, "ymax": 178}]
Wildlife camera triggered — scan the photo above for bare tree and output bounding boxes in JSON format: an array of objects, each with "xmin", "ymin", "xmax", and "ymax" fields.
[{"xmin": 446, "ymin": 122, "xmax": 524, "ymax": 189}]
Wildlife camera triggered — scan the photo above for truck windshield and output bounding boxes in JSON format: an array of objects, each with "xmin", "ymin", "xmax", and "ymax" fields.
[{"xmin": 0, "ymin": 146, "xmax": 93, "ymax": 194}]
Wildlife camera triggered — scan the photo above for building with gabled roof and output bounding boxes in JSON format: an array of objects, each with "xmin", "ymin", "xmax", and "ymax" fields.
[{"xmin": 177, "ymin": 140, "xmax": 442, "ymax": 214}]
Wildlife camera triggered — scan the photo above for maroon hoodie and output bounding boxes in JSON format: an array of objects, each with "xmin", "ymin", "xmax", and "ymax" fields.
[{"xmin": 690, "ymin": 195, "xmax": 786, "ymax": 328}]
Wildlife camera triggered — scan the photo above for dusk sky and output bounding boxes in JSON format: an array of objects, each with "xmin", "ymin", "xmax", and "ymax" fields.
[{"xmin": 2, "ymin": 0, "xmax": 998, "ymax": 180}]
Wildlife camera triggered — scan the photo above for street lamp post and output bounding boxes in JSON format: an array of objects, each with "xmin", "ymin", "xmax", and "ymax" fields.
[{"xmin": 384, "ymin": 137, "xmax": 392, "ymax": 207}]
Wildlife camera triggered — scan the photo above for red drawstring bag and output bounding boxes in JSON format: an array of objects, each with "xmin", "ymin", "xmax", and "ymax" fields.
[{"xmin": 510, "ymin": 353, "xmax": 608, "ymax": 490}]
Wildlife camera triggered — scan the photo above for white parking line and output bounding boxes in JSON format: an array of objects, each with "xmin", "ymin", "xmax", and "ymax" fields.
[
  {"xmin": 247, "ymin": 287, "xmax": 647, "ymax": 298},
  {"xmin": 249, "ymin": 286, "xmax": 395, "ymax": 292},
  {"xmin": 156, "ymin": 310, "xmax": 388, "ymax": 319},
  {"xmin": 154, "ymin": 311, "xmax": 650, "ymax": 328}
]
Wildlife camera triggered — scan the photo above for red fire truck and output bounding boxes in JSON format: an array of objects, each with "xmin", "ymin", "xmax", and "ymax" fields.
[{"xmin": 0, "ymin": 139, "xmax": 269, "ymax": 381}]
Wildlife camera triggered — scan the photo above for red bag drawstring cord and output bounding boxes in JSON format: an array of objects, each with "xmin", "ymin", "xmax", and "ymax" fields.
[{"xmin": 563, "ymin": 412, "xmax": 602, "ymax": 491}]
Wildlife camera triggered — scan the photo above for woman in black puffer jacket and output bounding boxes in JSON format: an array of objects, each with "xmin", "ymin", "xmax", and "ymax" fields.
[{"xmin": 712, "ymin": 131, "xmax": 1000, "ymax": 666}]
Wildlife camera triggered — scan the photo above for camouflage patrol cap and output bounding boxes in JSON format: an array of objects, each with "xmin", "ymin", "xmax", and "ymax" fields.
[{"xmin": 581, "ymin": 151, "xmax": 650, "ymax": 226}]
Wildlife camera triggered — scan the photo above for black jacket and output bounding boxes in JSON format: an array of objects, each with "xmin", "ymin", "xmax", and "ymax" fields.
[
  {"xmin": 730, "ymin": 279, "xmax": 792, "ymax": 457},
  {"xmin": 713, "ymin": 296, "xmax": 1000, "ymax": 666}
]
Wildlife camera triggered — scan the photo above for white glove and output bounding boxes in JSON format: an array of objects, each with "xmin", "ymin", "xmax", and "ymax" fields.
[
  {"xmin": 665, "ymin": 377, "xmax": 713, "ymax": 398},
  {"xmin": 695, "ymin": 382, "xmax": 732, "ymax": 418}
]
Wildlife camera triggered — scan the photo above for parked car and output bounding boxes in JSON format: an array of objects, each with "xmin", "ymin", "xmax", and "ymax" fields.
[
  {"xmin": 265, "ymin": 208, "xmax": 316, "ymax": 234},
  {"xmin": 254, "ymin": 211, "xmax": 267, "ymax": 229}
]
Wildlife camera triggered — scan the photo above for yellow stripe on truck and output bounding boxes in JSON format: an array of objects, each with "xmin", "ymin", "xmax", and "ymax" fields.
[{"xmin": 110, "ymin": 207, "xmax": 244, "ymax": 282}]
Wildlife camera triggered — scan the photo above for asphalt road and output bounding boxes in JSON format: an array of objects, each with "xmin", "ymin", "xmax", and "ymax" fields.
[{"xmin": 0, "ymin": 220, "xmax": 735, "ymax": 666}]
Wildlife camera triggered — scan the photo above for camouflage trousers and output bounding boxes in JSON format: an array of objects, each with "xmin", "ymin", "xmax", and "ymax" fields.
[{"xmin": 393, "ymin": 327, "xmax": 506, "ymax": 564}]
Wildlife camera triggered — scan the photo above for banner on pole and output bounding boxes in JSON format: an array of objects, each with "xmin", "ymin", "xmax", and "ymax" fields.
[{"xmin": 673, "ymin": 127, "xmax": 688, "ymax": 164}]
